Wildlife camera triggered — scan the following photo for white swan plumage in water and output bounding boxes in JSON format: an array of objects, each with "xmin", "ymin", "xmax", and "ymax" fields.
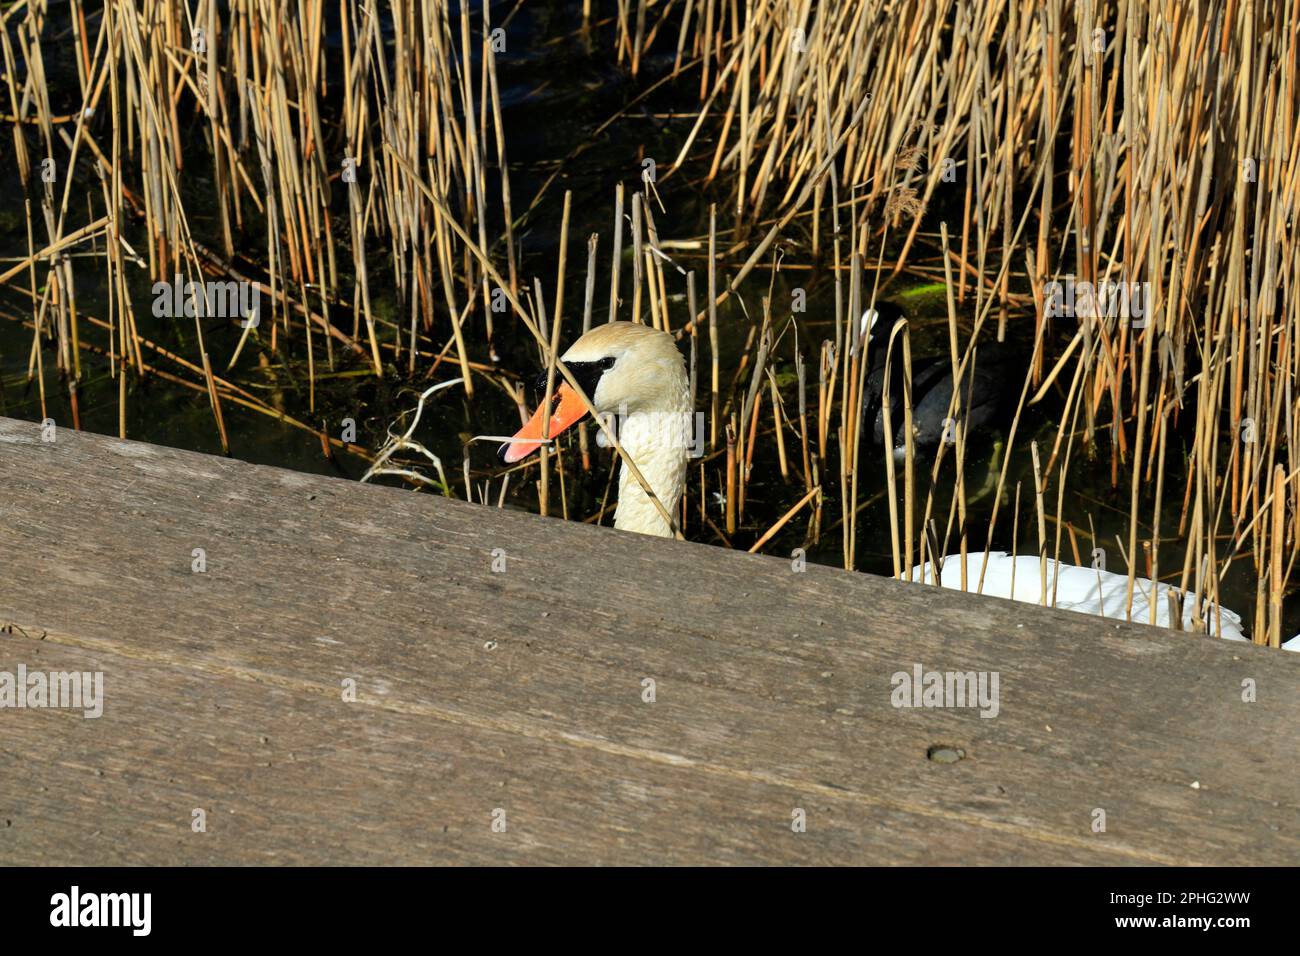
[{"xmin": 908, "ymin": 551, "xmax": 1299, "ymax": 650}]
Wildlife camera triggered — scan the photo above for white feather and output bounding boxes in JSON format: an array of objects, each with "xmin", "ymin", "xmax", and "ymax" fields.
[{"xmin": 904, "ymin": 551, "xmax": 1294, "ymax": 648}]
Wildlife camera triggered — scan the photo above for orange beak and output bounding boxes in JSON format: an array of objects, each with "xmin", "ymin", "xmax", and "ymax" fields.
[{"xmin": 499, "ymin": 382, "xmax": 590, "ymax": 464}]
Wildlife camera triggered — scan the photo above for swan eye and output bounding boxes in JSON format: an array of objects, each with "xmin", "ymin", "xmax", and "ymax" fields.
[
  {"xmin": 536, "ymin": 356, "xmax": 617, "ymax": 395},
  {"xmin": 573, "ymin": 356, "xmax": 616, "ymax": 394}
]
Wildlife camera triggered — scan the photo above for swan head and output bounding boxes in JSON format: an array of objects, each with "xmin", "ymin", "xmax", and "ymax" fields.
[{"xmin": 500, "ymin": 322, "xmax": 687, "ymax": 463}]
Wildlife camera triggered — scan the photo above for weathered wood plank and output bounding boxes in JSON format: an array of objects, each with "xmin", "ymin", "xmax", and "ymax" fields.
[{"xmin": 1, "ymin": 416, "xmax": 1297, "ymax": 865}]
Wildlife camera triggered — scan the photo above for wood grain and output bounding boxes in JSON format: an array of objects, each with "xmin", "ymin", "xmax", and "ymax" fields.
[{"xmin": 1, "ymin": 416, "xmax": 1297, "ymax": 864}]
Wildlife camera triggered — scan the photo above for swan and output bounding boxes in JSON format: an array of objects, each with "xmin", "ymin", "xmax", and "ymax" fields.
[
  {"xmin": 907, "ymin": 550, "xmax": 1300, "ymax": 650},
  {"xmin": 498, "ymin": 322, "xmax": 1297, "ymax": 650},
  {"xmin": 500, "ymin": 321, "xmax": 691, "ymax": 537}
]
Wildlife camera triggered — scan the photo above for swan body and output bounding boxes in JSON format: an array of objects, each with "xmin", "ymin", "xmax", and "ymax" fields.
[
  {"xmin": 501, "ymin": 322, "xmax": 690, "ymax": 537},
  {"xmin": 905, "ymin": 551, "xmax": 1300, "ymax": 648}
]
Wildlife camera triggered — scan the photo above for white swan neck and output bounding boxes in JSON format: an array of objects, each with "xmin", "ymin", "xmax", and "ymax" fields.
[{"xmin": 612, "ymin": 409, "xmax": 690, "ymax": 537}]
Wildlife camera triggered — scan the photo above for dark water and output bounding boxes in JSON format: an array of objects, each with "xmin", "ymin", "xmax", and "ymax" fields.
[{"xmin": 0, "ymin": 2, "xmax": 1287, "ymax": 638}]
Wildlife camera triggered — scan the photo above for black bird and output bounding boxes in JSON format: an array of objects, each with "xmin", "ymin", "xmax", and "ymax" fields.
[{"xmin": 859, "ymin": 304, "xmax": 1009, "ymax": 453}]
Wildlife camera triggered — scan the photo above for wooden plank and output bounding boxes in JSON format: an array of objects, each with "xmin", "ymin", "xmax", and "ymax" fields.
[{"xmin": 1, "ymin": 415, "xmax": 1297, "ymax": 865}]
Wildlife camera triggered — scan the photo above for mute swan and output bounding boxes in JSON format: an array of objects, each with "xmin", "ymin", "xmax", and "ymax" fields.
[
  {"xmin": 498, "ymin": 323, "xmax": 1296, "ymax": 650},
  {"xmin": 908, "ymin": 550, "xmax": 1300, "ymax": 650},
  {"xmin": 500, "ymin": 321, "xmax": 691, "ymax": 537}
]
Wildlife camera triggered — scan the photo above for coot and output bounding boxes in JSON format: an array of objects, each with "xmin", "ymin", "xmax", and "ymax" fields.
[{"xmin": 860, "ymin": 305, "xmax": 1009, "ymax": 452}]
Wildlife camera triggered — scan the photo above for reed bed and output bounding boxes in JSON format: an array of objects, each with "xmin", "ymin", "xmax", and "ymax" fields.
[
  {"xmin": 661, "ymin": 0, "xmax": 1300, "ymax": 645},
  {"xmin": 1, "ymin": 0, "xmax": 1296, "ymax": 645},
  {"xmin": 2, "ymin": 0, "xmax": 517, "ymax": 452}
]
